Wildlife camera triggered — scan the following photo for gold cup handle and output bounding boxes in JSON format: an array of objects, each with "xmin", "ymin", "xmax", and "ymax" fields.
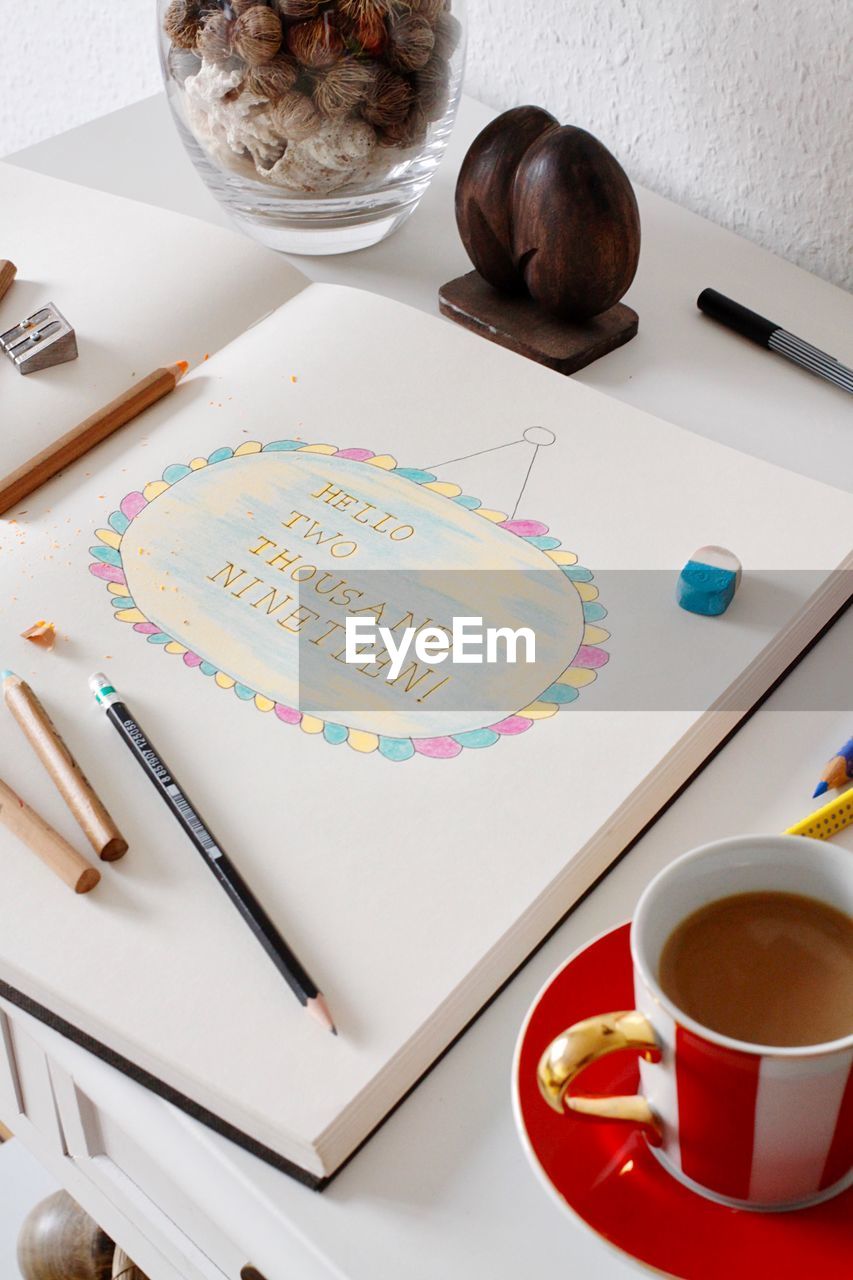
[{"xmin": 537, "ymin": 1010, "xmax": 662, "ymax": 1136}]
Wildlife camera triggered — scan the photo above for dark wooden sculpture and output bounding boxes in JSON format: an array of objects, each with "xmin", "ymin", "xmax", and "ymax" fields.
[
  {"xmin": 455, "ymin": 106, "xmax": 558, "ymax": 294},
  {"xmin": 440, "ymin": 107, "xmax": 641, "ymax": 374}
]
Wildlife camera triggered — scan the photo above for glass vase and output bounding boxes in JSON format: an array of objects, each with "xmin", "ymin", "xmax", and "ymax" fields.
[{"xmin": 158, "ymin": 0, "xmax": 467, "ymax": 254}]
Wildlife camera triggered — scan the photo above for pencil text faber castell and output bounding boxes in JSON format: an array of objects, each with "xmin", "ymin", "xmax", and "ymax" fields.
[{"xmin": 89, "ymin": 673, "xmax": 336, "ymax": 1034}]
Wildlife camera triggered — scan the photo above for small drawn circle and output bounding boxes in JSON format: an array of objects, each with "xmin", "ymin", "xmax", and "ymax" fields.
[{"xmin": 523, "ymin": 426, "xmax": 556, "ymax": 446}]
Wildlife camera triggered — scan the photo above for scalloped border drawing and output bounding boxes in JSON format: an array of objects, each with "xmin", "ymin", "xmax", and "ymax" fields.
[{"xmin": 89, "ymin": 439, "xmax": 609, "ymax": 761}]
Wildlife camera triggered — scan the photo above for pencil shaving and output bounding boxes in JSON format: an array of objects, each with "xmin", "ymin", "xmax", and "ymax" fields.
[{"xmin": 21, "ymin": 620, "xmax": 56, "ymax": 650}]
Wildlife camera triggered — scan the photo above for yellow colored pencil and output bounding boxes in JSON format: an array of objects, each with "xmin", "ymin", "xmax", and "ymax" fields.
[{"xmin": 785, "ymin": 787, "xmax": 853, "ymax": 840}]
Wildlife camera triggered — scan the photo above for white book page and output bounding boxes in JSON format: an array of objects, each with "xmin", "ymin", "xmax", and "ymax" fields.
[
  {"xmin": 0, "ymin": 283, "xmax": 850, "ymax": 1175},
  {"xmin": 0, "ymin": 164, "xmax": 306, "ymax": 478}
]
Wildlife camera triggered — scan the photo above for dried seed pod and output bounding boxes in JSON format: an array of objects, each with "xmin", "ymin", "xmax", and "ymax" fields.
[
  {"xmin": 313, "ymin": 58, "xmax": 378, "ymax": 117},
  {"xmin": 339, "ymin": 0, "xmax": 393, "ymax": 48},
  {"xmin": 232, "ymin": 5, "xmax": 283, "ymax": 64},
  {"xmin": 271, "ymin": 88, "xmax": 323, "ymax": 139},
  {"xmin": 377, "ymin": 100, "xmax": 427, "ymax": 149},
  {"xmin": 275, "ymin": 0, "xmax": 326, "ymax": 19},
  {"xmin": 433, "ymin": 10, "xmax": 462, "ymax": 61},
  {"xmin": 245, "ymin": 52, "xmax": 300, "ymax": 99},
  {"xmin": 286, "ymin": 14, "xmax": 345, "ymax": 68},
  {"xmin": 386, "ymin": 13, "xmax": 434, "ymax": 73},
  {"xmin": 339, "ymin": 4, "xmax": 388, "ymax": 57},
  {"xmin": 409, "ymin": 0, "xmax": 444, "ymax": 22},
  {"xmin": 163, "ymin": 0, "xmax": 207, "ymax": 50},
  {"xmin": 337, "ymin": 0, "xmax": 385, "ymax": 17},
  {"xmin": 197, "ymin": 11, "xmax": 234, "ymax": 62},
  {"xmin": 362, "ymin": 66, "xmax": 413, "ymax": 128},
  {"xmin": 413, "ymin": 52, "xmax": 449, "ymax": 121}
]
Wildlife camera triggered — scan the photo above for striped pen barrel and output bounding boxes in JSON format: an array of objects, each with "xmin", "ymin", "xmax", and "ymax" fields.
[{"xmin": 698, "ymin": 289, "xmax": 853, "ymax": 394}]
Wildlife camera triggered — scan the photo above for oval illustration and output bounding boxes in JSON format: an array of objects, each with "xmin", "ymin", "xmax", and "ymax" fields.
[{"xmin": 90, "ymin": 440, "xmax": 609, "ymax": 761}]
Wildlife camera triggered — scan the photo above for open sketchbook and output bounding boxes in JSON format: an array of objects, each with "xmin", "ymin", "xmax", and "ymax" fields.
[
  {"xmin": 1, "ymin": 168, "xmax": 851, "ymax": 1187},
  {"xmin": 0, "ymin": 165, "xmax": 305, "ymax": 465}
]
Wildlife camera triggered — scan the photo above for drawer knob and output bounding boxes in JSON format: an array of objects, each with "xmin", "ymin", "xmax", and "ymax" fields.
[
  {"xmin": 18, "ymin": 1190, "xmax": 114, "ymax": 1280},
  {"xmin": 112, "ymin": 1246, "xmax": 149, "ymax": 1279}
]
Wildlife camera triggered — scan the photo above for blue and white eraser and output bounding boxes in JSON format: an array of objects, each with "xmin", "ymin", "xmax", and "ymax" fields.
[{"xmin": 677, "ymin": 545, "xmax": 742, "ymax": 616}]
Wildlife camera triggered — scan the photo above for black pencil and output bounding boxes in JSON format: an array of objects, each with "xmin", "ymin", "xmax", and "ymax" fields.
[{"xmin": 89, "ymin": 672, "xmax": 336, "ymax": 1034}]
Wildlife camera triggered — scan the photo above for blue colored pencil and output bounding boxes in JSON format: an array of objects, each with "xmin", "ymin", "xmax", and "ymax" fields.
[{"xmin": 813, "ymin": 736, "xmax": 853, "ymax": 798}]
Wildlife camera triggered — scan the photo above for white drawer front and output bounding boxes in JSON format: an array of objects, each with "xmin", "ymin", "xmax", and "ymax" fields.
[
  {"xmin": 0, "ymin": 1009, "xmax": 24, "ymax": 1123},
  {"xmin": 48, "ymin": 1061, "xmax": 237, "ymax": 1280},
  {"xmin": 2, "ymin": 1016, "xmax": 65, "ymax": 1153}
]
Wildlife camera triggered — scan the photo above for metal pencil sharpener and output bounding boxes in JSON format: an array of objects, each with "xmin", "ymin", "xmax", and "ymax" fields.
[{"xmin": 0, "ymin": 303, "xmax": 78, "ymax": 374}]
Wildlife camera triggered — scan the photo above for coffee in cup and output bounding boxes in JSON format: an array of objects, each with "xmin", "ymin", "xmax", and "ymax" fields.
[{"xmin": 658, "ymin": 889, "xmax": 853, "ymax": 1048}]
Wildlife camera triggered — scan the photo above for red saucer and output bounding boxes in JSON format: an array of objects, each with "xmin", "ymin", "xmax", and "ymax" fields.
[{"xmin": 513, "ymin": 923, "xmax": 853, "ymax": 1279}]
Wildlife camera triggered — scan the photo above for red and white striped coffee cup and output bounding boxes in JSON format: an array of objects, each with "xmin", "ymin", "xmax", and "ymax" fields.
[{"xmin": 538, "ymin": 835, "xmax": 852, "ymax": 1210}]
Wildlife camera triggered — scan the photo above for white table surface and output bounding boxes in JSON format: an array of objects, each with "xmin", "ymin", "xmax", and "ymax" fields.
[
  {"xmin": 10, "ymin": 95, "xmax": 853, "ymax": 490},
  {"xmin": 6, "ymin": 94, "xmax": 853, "ymax": 1280}
]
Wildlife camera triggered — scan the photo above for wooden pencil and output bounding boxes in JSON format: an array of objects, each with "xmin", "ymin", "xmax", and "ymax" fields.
[
  {"xmin": 0, "ymin": 774, "xmax": 100, "ymax": 893},
  {"xmin": 2, "ymin": 671, "xmax": 127, "ymax": 861},
  {"xmin": 0, "ymin": 360, "xmax": 189, "ymax": 516},
  {"xmin": 0, "ymin": 260, "xmax": 16, "ymax": 303}
]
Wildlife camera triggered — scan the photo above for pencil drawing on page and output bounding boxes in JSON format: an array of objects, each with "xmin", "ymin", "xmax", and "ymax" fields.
[{"xmin": 89, "ymin": 432, "xmax": 609, "ymax": 761}]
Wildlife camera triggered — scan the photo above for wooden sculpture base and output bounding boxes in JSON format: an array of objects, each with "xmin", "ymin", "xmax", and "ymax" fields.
[{"xmin": 438, "ymin": 271, "xmax": 638, "ymax": 375}]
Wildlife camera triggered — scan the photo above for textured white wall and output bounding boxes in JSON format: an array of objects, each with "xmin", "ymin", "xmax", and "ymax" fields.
[
  {"xmin": 3, "ymin": 1, "xmax": 851, "ymax": 288},
  {"xmin": 466, "ymin": 0, "xmax": 852, "ymax": 291}
]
